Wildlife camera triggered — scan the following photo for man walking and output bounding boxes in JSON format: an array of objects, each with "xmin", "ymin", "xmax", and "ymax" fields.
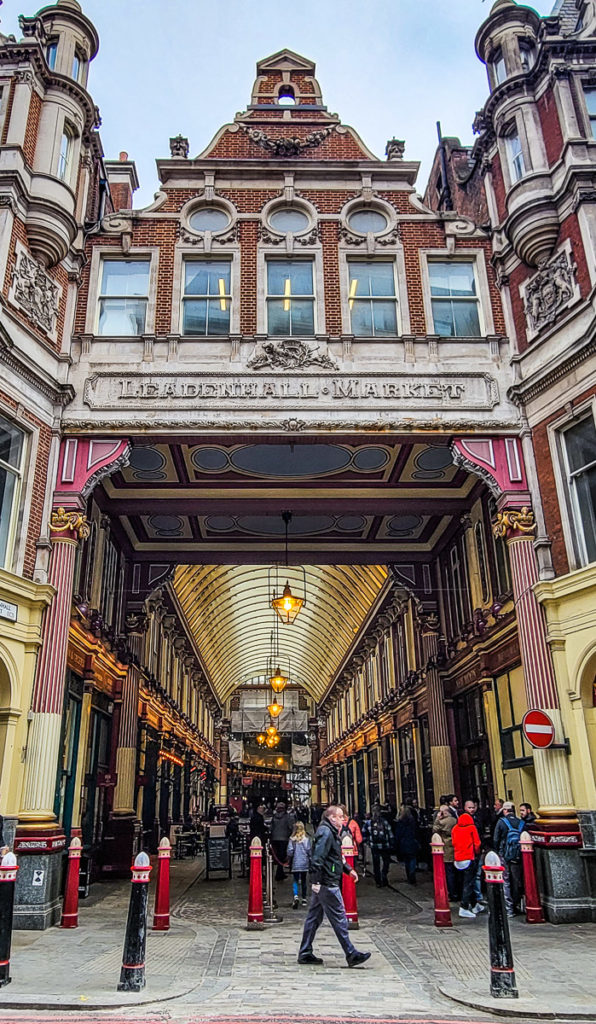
[
  {"xmin": 494, "ymin": 800, "xmax": 524, "ymax": 917},
  {"xmin": 298, "ymin": 805, "xmax": 371, "ymax": 967}
]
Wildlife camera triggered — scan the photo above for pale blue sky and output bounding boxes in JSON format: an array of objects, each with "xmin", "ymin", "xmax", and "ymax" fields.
[{"xmin": 5, "ymin": 0, "xmax": 553, "ymax": 207}]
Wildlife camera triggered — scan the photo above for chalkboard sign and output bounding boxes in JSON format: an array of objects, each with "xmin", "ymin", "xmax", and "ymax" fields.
[{"xmin": 206, "ymin": 835, "xmax": 231, "ymax": 879}]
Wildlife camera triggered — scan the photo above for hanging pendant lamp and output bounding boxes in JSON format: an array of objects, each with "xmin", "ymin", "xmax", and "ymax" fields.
[{"xmin": 269, "ymin": 511, "xmax": 306, "ymax": 625}]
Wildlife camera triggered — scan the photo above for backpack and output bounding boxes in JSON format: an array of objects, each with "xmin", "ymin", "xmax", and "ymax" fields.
[{"xmin": 503, "ymin": 817, "xmax": 523, "ymax": 862}]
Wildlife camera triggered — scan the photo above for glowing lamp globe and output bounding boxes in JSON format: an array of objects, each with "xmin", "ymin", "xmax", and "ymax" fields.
[
  {"xmin": 267, "ymin": 699, "xmax": 283, "ymax": 718},
  {"xmin": 266, "ymin": 725, "xmax": 278, "ymax": 737},
  {"xmin": 256, "ymin": 733, "xmax": 266, "ymax": 746},
  {"xmin": 271, "ymin": 581, "xmax": 304, "ymax": 625},
  {"xmin": 266, "ymin": 736, "xmax": 277, "ymax": 748},
  {"xmin": 269, "ymin": 667, "xmax": 288, "ymax": 694}
]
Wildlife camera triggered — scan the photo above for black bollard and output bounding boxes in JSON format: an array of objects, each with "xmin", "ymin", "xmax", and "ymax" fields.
[
  {"xmin": 483, "ymin": 851, "xmax": 519, "ymax": 999},
  {"xmin": 117, "ymin": 851, "xmax": 152, "ymax": 992},
  {"xmin": 0, "ymin": 853, "xmax": 18, "ymax": 987}
]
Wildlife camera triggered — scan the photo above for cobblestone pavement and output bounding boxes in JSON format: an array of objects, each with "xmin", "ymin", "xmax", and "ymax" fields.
[{"xmin": 1, "ymin": 855, "xmax": 596, "ymax": 1022}]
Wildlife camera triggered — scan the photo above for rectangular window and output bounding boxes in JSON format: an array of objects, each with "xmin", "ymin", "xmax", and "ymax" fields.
[
  {"xmin": 494, "ymin": 49, "xmax": 506, "ymax": 84},
  {"xmin": 267, "ymin": 260, "xmax": 314, "ymax": 336},
  {"xmin": 46, "ymin": 40, "xmax": 58, "ymax": 70},
  {"xmin": 57, "ymin": 125, "xmax": 73, "ymax": 181},
  {"xmin": 98, "ymin": 260, "xmax": 150, "ymax": 335},
  {"xmin": 584, "ymin": 88, "xmax": 596, "ymax": 140},
  {"xmin": 348, "ymin": 260, "xmax": 397, "ymax": 336},
  {"xmin": 506, "ymin": 129, "xmax": 525, "ymax": 182},
  {"xmin": 0, "ymin": 415, "xmax": 25, "ymax": 569},
  {"xmin": 429, "ymin": 260, "xmax": 481, "ymax": 337},
  {"xmin": 561, "ymin": 414, "xmax": 596, "ymax": 565},
  {"xmin": 182, "ymin": 260, "xmax": 231, "ymax": 335}
]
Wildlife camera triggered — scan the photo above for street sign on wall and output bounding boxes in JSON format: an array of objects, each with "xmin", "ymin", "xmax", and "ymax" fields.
[{"xmin": 522, "ymin": 709, "xmax": 555, "ymax": 749}]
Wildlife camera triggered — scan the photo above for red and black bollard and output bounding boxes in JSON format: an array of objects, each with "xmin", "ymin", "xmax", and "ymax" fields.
[
  {"xmin": 0, "ymin": 852, "xmax": 18, "ymax": 987},
  {"xmin": 483, "ymin": 851, "xmax": 519, "ymax": 999},
  {"xmin": 341, "ymin": 834, "xmax": 358, "ymax": 929},
  {"xmin": 61, "ymin": 836, "xmax": 82, "ymax": 928},
  {"xmin": 117, "ymin": 851, "xmax": 152, "ymax": 992},
  {"xmin": 431, "ymin": 832, "xmax": 452, "ymax": 928},
  {"xmin": 152, "ymin": 836, "xmax": 171, "ymax": 931},
  {"xmin": 246, "ymin": 837, "xmax": 265, "ymax": 930},
  {"xmin": 520, "ymin": 831, "xmax": 545, "ymax": 924}
]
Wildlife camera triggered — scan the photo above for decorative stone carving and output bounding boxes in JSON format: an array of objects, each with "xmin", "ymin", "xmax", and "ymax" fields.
[
  {"xmin": 179, "ymin": 223, "xmax": 238, "ymax": 246},
  {"xmin": 169, "ymin": 135, "xmax": 189, "ymax": 158},
  {"xmin": 521, "ymin": 244, "xmax": 578, "ymax": 337},
  {"xmin": 49, "ymin": 507, "xmax": 90, "ymax": 542},
  {"xmin": 385, "ymin": 138, "xmax": 405, "ymax": 161},
  {"xmin": 493, "ymin": 506, "xmax": 535, "ymax": 539},
  {"xmin": 239, "ymin": 124, "xmax": 335, "ymax": 156},
  {"xmin": 11, "ymin": 248, "xmax": 60, "ymax": 336},
  {"xmin": 247, "ymin": 338, "xmax": 338, "ymax": 370}
]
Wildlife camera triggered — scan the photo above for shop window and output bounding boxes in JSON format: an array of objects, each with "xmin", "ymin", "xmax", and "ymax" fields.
[
  {"xmin": 266, "ymin": 260, "xmax": 314, "ymax": 336},
  {"xmin": 583, "ymin": 87, "xmax": 596, "ymax": 139},
  {"xmin": 560, "ymin": 413, "xmax": 596, "ymax": 565},
  {"xmin": 494, "ymin": 666, "xmax": 533, "ymax": 768},
  {"xmin": 98, "ymin": 260, "xmax": 149, "ymax": 335},
  {"xmin": 446, "ymin": 537, "xmax": 471, "ymax": 636},
  {"xmin": 453, "ymin": 688, "xmax": 493, "ymax": 806},
  {"xmin": 0, "ymin": 415, "xmax": 25, "ymax": 570},
  {"xmin": 428, "ymin": 260, "xmax": 481, "ymax": 337},
  {"xmin": 398, "ymin": 724, "xmax": 418, "ymax": 805},
  {"xmin": 182, "ymin": 260, "xmax": 231, "ymax": 336},
  {"xmin": 348, "ymin": 260, "xmax": 398, "ymax": 337}
]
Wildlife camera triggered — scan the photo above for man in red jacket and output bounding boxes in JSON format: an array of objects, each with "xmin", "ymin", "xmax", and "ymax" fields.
[{"xmin": 452, "ymin": 812, "xmax": 485, "ymax": 919}]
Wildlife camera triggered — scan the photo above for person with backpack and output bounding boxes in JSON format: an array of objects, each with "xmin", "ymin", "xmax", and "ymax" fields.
[
  {"xmin": 493, "ymin": 800, "xmax": 524, "ymax": 917},
  {"xmin": 362, "ymin": 806, "xmax": 393, "ymax": 887}
]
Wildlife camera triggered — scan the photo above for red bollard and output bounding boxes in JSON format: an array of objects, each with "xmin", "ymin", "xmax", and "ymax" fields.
[
  {"xmin": 341, "ymin": 834, "xmax": 358, "ymax": 929},
  {"xmin": 152, "ymin": 836, "xmax": 171, "ymax": 931},
  {"xmin": 247, "ymin": 837, "xmax": 265, "ymax": 930},
  {"xmin": 520, "ymin": 831, "xmax": 545, "ymax": 924},
  {"xmin": 431, "ymin": 832, "xmax": 452, "ymax": 928},
  {"xmin": 61, "ymin": 836, "xmax": 82, "ymax": 928}
]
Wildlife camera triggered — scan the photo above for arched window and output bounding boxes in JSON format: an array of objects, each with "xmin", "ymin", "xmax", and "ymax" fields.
[{"xmin": 278, "ymin": 87, "xmax": 295, "ymax": 106}]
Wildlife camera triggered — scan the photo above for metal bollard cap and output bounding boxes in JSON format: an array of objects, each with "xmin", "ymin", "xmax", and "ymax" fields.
[
  {"xmin": 1, "ymin": 852, "xmax": 16, "ymax": 867},
  {"xmin": 134, "ymin": 851, "xmax": 150, "ymax": 867}
]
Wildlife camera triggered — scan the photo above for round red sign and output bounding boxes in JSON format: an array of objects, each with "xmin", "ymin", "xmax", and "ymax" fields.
[{"xmin": 522, "ymin": 709, "xmax": 555, "ymax": 749}]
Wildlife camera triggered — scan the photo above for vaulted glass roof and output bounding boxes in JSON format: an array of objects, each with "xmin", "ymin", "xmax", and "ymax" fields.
[{"xmin": 173, "ymin": 564, "xmax": 389, "ymax": 704}]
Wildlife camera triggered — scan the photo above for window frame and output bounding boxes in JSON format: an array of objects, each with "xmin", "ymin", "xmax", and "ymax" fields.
[
  {"xmin": 265, "ymin": 257, "xmax": 317, "ymax": 337},
  {"xmin": 57, "ymin": 121, "xmax": 75, "ymax": 183},
  {"xmin": 96, "ymin": 258, "xmax": 151, "ymax": 337},
  {"xmin": 181, "ymin": 258, "xmax": 233, "ymax": 337},
  {"xmin": 0, "ymin": 414, "xmax": 27, "ymax": 573},
  {"xmin": 493, "ymin": 48, "xmax": 507, "ymax": 86},
  {"xmin": 46, "ymin": 39, "xmax": 58, "ymax": 70},
  {"xmin": 86, "ymin": 247, "xmax": 160, "ymax": 336},
  {"xmin": 346, "ymin": 258, "xmax": 400, "ymax": 338},
  {"xmin": 422, "ymin": 254, "xmax": 490, "ymax": 338},
  {"xmin": 550, "ymin": 401, "xmax": 596, "ymax": 568},
  {"xmin": 505, "ymin": 126, "xmax": 526, "ymax": 183},
  {"xmin": 582, "ymin": 85, "xmax": 596, "ymax": 140}
]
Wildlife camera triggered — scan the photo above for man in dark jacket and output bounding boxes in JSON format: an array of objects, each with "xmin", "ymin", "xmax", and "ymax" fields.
[
  {"xmin": 298, "ymin": 805, "xmax": 371, "ymax": 967},
  {"xmin": 270, "ymin": 802, "xmax": 292, "ymax": 880},
  {"xmin": 494, "ymin": 801, "xmax": 523, "ymax": 916},
  {"xmin": 249, "ymin": 804, "xmax": 268, "ymax": 844}
]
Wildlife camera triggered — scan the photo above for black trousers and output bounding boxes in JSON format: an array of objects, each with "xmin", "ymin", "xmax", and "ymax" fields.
[{"xmin": 371, "ymin": 848, "xmax": 391, "ymax": 886}]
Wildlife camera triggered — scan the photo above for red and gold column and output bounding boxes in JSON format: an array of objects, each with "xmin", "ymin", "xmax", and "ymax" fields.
[
  {"xmin": 19, "ymin": 507, "xmax": 90, "ymax": 830},
  {"xmin": 493, "ymin": 506, "xmax": 575, "ymax": 826},
  {"xmin": 420, "ymin": 612, "xmax": 454, "ymax": 803}
]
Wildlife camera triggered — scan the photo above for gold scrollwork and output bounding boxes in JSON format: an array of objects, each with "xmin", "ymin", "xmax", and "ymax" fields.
[
  {"xmin": 50, "ymin": 507, "xmax": 91, "ymax": 541},
  {"xmin": 493, "ymin": 506, "xmax": 535, "ymax": 539}
]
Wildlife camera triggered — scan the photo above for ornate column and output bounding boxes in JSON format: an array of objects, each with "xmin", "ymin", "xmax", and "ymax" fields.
[
  {"xmin": 308, "ymin": 717, "xmax": 320, "ymax": 804},
  {"xmin": 494, "ymin": 507, "xmax": 575, "ymax": 823},
  {"xmin": 19, "ymin": 508, "xmax": 90, "ymax": 829},
  {"xmin": 217, "ymin": 720, "xmax": 230, "ymax": 808},
  {"xmin": 419, "ymin": 611, "xmax": 454, "ymax": 802}
]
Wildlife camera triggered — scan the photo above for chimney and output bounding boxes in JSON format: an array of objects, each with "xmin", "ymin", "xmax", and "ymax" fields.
[{"xmin": 104, "ymin": 151, "xmax": 139, "ymax": 211}]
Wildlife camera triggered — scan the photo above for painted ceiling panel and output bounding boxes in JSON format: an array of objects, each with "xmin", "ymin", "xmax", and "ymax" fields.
[{"xmin": 173, "ymin": 563, "xmax": 389, "ymax": 703}]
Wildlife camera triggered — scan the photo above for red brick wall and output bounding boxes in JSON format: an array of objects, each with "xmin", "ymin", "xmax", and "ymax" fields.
[
  {"xmin": 23, "ymin": 90, "xmax": 42, "ymax": 166},
  {"xmin": 531, "ymin": 382, "xmax": 596, "ymax": 576},
  {"xmin": 537, "ymin": 89, "xmax": 564, "ymax": 167},
  {"xmin": 491, "ymin": 154, "xmax": 506, "ymax": 222},
  {"xmin": 0, "ymin": 389, "xmax": 52, "ymax": 578},
  {"xmin": 109, "ymin": 183, "xmax": 132, "ymax": 212}
]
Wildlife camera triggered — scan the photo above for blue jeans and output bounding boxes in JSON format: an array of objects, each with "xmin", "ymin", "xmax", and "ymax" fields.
[
  {"xmin": 299, "ymin": 885, "xmax": 357, "ymax": 959},
  {"xmin": 293, "ymin": 871, "xmax": 307, "ymax": 899}
]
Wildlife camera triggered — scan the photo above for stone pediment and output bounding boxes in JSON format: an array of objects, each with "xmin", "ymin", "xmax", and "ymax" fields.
[{"xmin": 256, "ymin": 49, "xmax": 316, "ymax": 74}]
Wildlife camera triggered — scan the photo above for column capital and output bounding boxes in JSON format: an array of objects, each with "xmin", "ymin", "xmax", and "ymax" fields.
[
  {"xmin": 49, "ymin": 506, "xmax": 90, "ymax": 542},
  {"xmin": 493, "ymin": 505, "xmax": 536, "ymax": 541}
]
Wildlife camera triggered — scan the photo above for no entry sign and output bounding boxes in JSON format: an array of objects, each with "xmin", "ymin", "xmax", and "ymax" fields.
[{"xmin": 522, "ymin": 709, "xmax": 555, "ymax": 749}]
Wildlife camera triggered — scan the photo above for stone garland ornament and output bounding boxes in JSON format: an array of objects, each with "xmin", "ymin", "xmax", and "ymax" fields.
[
  {"xmin": 522, "ymin": 248, "xmax": 577, "ymax": 336},
  {"xmin": 12, "ymin": 251, "xmax": 60, "ymax": 335},
  {"xmin": 492, "ymin": 506, "xmax": 535, "ymax": 539},
  {"xmin": 50, "ymin": 507, "xmax": 91, "ymax": 541},
  {"xmin": 247, "ymin": 337, "xmax": 338, "ymax": 370},
  {"xmin": 239, "ymin": 124, "xmax": 335, "ymax": 157}
]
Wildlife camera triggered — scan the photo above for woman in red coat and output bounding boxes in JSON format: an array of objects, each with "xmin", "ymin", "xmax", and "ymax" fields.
[{"xmin": 451, "ymin": 812, "xmax": 484, "ymax": 919}]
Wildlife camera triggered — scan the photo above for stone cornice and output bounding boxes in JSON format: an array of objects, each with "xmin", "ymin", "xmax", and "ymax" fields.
[
  {"xmin": 0, "ymin": 315, "xmax": 74, "ymax": 408},
  {"xmin": 508, "ymin": 334, "xmax": 596, "ymax": 406}
]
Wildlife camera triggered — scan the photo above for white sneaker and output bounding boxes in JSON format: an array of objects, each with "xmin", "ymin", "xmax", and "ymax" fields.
[
  {"xmin": 472, "ymin": 903, "xmax": 487, "ymax": 914},
  {"xmin": 459, "ymin": 907, "xmax": 476, "ymax": 918}
]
